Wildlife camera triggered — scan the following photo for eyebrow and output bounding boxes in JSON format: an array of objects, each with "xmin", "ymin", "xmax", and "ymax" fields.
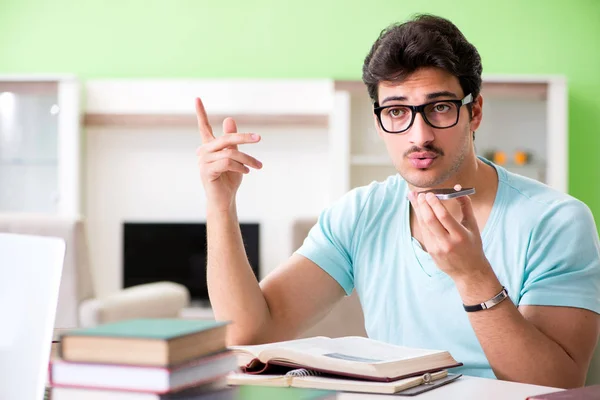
[{"xmin": 380, "ymin": 91, "xmax": 459, "ymax": 105}]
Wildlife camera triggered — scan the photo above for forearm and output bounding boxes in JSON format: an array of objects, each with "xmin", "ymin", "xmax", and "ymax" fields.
[
  {"xmin": 206, "ymin": 202, "xmax": 272, "ymax": 345},
  {"xmin": 456, "ymin": 268, "xmax": 582, "ymax": 388}
]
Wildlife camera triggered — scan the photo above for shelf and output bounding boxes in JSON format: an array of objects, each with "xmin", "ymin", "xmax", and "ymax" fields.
[
  {"xmin": 85, "ymin": 79, "xmax": 333, "ymax": 128},
  {"xmin": 335, "ymin": 79, "xmax": 548, "ymax": 100},
  {"xmin": 351, "ymin": 154, "xmax": 544, "ymax": 170},
  {"xmin": 0, "ymin": 159, "xmax": 58, "ymax": 166},
  {"xmin": 84, "ymin": 113, "xmax": 329, "ymax": 128},
  {"xmin": 496, "ymin": 162, "xmax": 546, "ymax": 174},
  {"xmin": 351, "ymin": 155, "xmax": 390, "ymax": 166},
  {"xmin": 495, "ymin": 162, "xmax": 545, "ymax": 169},
  {"xmin": 0, "ymin": 80, "xmax": 59, "ymax": 95}
]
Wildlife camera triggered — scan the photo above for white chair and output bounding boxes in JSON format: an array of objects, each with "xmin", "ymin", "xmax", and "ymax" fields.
[
  {"xmin": 291, "ymin": 218, "xmax": 367, "ymax": 339},
  {"xmin": 0, "ymin": 233, "xmax": 65, "ymax": 400},
  {"xmin": 0, "ymin": 213, "xmax": 190, "ymax": 329}
]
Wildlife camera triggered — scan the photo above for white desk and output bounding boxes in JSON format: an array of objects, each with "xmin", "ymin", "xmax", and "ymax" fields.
[{"xmin": 337, "ymin": 375, "xmax": 561, "ymax": 400}]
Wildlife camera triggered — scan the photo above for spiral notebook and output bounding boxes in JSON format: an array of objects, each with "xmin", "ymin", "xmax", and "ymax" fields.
[{"xmin": 227, "ymin": 368, "xmax": 462, "ymax": 395}]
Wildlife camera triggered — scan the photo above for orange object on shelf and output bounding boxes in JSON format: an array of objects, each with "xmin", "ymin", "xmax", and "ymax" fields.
[
  {"xmin": 514, "ymin": 151, "xmax": 530, "ymax": 166},
  {"xmin": 493, "ymin": 151, "xmax": 507, "ymax": 165}
]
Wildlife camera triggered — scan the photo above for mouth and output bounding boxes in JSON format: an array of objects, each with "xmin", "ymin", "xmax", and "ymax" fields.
[{"xmin": 408, "ymin": 152, "xmax": 438, "ymax": 169}]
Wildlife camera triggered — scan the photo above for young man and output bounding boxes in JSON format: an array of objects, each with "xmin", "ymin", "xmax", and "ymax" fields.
[{"xmin": 195, "ymin": 15, "xmax": 600, "ymax": 388}]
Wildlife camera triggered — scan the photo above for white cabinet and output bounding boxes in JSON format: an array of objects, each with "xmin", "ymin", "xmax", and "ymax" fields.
[
  {"xmin": 0, "ymin": 77, "xmax": 81, "ymax": 215},
  {"xmin": 328, "ymin": 76, "xmax": 568, "ymax": 201}
]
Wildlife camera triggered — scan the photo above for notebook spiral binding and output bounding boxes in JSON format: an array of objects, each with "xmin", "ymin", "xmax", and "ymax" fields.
[{"xmin": 285, "ymin": 368, "xmax": 324, "ymax": 377}]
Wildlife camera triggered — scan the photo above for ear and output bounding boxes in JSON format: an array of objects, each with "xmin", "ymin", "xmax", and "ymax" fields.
[{"xmin": 469, "ymin": 94, "xmax": 484, "ymax": 132}]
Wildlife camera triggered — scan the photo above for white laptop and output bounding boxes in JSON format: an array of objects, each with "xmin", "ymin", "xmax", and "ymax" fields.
[{"xmin": 0, "ymin": 233, "xmax": 65, "ymax": 400}]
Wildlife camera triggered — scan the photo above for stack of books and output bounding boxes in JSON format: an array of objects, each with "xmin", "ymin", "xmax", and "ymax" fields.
[
  {"xmin": 45, "ymin": 328, "xmax": 75, "ymax": 399},
  {"xmin": 49, "ymin": 319, "xmax": 237, "ymax": 400}
]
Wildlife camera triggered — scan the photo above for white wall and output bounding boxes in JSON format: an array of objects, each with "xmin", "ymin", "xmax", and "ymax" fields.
[{"xmin": 85, "ymin": 124, "xmax": 330, "ymax": 297}]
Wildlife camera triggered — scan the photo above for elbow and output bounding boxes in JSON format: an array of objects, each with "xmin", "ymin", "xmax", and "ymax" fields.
[
  {"xmin": 226, "ymin": 333, "xmax": 261, "ymax": 347},
  {"xmin": 497, "ymin": 369, "xmax": 586, "ymax": 390},
  {"xmin": 558, "ymin": 372, "xmax": 587, "ymax": 389},
  {"xmin": 225, "ymin": 322, "xmax": 274, "ymax": 347},
  {"xmin": 548, "ymin": 362, "xmax": 588, "ymax": 389},
  {"xmin": 224, "ymin": 320, "xmax": 293, "ymax": 347},
  {"xmin": 544, "ymin": 377, "xmax": 586, "ymax": 390},
  {"xmin": 225, "ymin": 328, "xmax": 263, "ymax": 347}
]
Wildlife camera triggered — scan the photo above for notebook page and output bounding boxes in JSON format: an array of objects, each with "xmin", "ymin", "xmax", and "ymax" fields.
[{"xmin": 226, "ymin": 373, "xmax": 291, "ymax": 387}]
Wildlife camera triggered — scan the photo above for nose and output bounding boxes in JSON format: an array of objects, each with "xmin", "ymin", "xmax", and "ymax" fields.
[{"xmin": 407, "ymin": 112, "xmax": 435, "ymax": 147}]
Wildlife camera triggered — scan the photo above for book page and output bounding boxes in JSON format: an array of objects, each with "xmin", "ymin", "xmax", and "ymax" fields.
[
  {"xmin": 230, "ymin": 336, "xmax": 455, "ymax": 379},
  {"xmin": 229, "ymin": 337, "xmax": 330, "ymax": 358},
  {"xmin": 268, "ymin": 336, "xmax": 445, "ymax": 365},
  {"xmin": 321, "ymin": 337, "xmax": 445, "ymax": 364}
]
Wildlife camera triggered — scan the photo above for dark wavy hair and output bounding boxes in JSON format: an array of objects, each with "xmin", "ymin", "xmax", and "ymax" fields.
[{"xmin": 362, "ymin": 14, "xmax": 482, "ymax": 115}]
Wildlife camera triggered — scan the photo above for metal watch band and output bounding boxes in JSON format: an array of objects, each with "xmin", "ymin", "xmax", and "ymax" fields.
[{"xmin": 463, "ymin": 286, "xmax": 509, "ymax": 312}]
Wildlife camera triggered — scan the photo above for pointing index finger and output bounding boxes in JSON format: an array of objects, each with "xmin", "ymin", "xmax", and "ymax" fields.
[{"xmin": 195, "ymin": 97, "xmax": 215, "ymax": 143}]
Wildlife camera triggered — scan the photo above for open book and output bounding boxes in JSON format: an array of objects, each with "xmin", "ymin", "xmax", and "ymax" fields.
[
  {"xmin": 227, "ymin": 369, "xmax": 460, "ymax": 395},
  {"xmin": 229, "ymin": 336, "xmax": 461, "ymax": 382}
]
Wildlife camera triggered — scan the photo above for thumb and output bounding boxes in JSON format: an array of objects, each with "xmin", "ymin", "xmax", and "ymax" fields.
[
  {"xmin": 223, "ymin": 117, "xmax": 237, "ymax": 134},
  {"xmin": 457, "ymin": 195, "xmax": 478, "ymax": 232}
]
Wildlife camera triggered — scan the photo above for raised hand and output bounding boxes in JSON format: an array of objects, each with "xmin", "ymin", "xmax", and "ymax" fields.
[
  {"xmin": 408, "ymin": 191, "xmax": 490, "ymax": 280},
  {"xmin": 195, "ymin": 98, "xmax": 263, "ymax": 212}
]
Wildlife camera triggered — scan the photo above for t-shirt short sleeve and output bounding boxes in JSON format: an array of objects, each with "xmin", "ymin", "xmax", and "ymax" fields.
[
  {"xmin": 520, "ymin": 198, "xmax": 600, "ymax": 314},
  {"xmin": 295, "ymin": 186, "xmax": 374, "ymax": 296}
]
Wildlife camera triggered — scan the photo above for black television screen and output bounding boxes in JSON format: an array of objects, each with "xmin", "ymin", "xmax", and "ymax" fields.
[{"xmin": 123, "ymin": 222, "xmax": 259, "ymax": 303}]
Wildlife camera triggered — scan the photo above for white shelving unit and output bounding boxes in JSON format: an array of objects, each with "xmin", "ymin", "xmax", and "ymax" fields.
[
  {"xmin": 78, "ymin": 76, "xmax": 566, "ymax": 307},
  {"xmin": 0, "ymin": 76, "xmax": 563, "ymax": 216},
  {"xmin": 328, "ymin": 75, "xmax": 568, "ymax": 201},
  {"xmin": 83, "ymin": 79, "xmax": 336, "ymax": 296},
  {"xmin": 0, "ymin": 76, "xmax": 81, "ymax": 216},
  {"xmin": 82, "ymin": 75, "xmax": 567, "ymax": 213}
]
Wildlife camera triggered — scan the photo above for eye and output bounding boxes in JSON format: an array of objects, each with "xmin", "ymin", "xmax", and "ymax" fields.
[
  {"xmin": 433, "ymin": 103, "xmax": 451, "ymax": 113},
  {"xmin": 386, "ymin": 107, "xmax": 407, "ymax": 118}
]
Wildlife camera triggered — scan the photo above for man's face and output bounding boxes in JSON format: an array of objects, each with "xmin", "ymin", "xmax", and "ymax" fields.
[{"xmin": 375, "ymin": 67, "xmax": 482, "ymax": 189}]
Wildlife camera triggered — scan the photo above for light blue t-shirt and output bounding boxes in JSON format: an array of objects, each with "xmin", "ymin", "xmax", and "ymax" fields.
[{"xmin": 296, "ymin": 158, "xmax": 600, "ymax": 379}]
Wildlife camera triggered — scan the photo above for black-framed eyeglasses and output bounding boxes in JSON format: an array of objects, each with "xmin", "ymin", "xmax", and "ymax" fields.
[{"xmin": 373, "ymin": 93, "xmax": 473, "ymax": 134}]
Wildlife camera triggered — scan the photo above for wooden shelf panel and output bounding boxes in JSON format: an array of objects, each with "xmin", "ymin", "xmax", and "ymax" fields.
[
  {"xmin": 0, "ymin": 81, "xmax": 58, "ymax": 95},
  {"xmin": 84, "ymin": 113, "xmax": 329, "ymax": 128},
  {"xmin": 335, "ymin": 79, "xmax": 548, "ymax": 100}
]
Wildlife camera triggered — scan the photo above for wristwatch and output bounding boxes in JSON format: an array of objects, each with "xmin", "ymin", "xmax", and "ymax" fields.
[{"xmin": 463, "ymin": 286, "xmax": 509, "ymax": 312}]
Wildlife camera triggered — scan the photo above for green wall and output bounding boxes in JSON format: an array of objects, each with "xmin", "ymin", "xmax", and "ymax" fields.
[{"xmin": 1, "ymin": 0, "xmax": 599, "ymax": 220}]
